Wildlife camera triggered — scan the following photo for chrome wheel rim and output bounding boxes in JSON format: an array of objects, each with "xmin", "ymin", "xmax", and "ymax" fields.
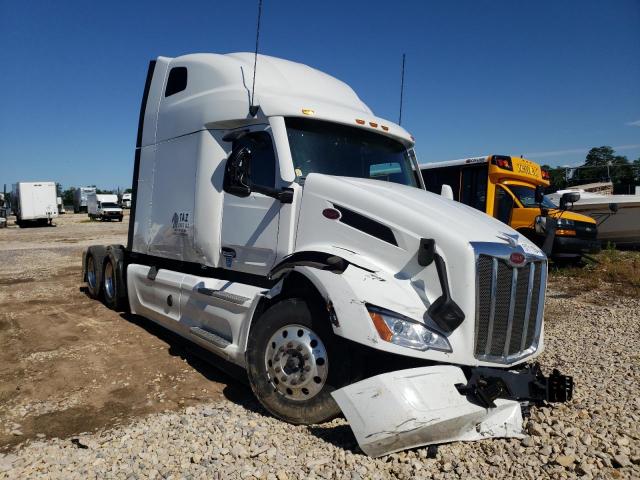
[
  {"xmin": 104, "ymin": 261, "xmax": 114, "ymax": 299},
  {"xmin": 264, "ymin": 324, "xmax": 328, "ymax": 401},
  {"xmin": 87, "ymin": 257, "xmax": 96, "ymax": 291}
]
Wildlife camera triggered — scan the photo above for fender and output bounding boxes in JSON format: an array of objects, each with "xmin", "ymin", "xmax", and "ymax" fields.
[{"xmin": 267, "ymin": 248, "xmax": 378, "ymax": 281}]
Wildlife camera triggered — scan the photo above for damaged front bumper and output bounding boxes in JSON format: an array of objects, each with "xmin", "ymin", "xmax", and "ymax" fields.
[{"xmin": 332, "ymin": 363, "xmax": 573, "ymax": 457}]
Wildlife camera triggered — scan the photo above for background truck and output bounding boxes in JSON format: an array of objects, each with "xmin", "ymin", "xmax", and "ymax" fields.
[
  {"xmin": 11, "ymin": 181, "xmax": 58, "ymax": 227},
  {"xmin": 419, "ymin": 155, "xmax": 600, "ymax": 262},
  {"xmin": 121, "ymin": 192, "xmax": 132, "ymax": 209},
  {"xmin": 73, "ymin": 186, "xmax": 96, "ymax": 213},
  {"xmin": 87, "ymin": 193, "xmax": 123, "ymax": 222},
  {"xmin": 82, "ymin": 53, "xmax": 572, "ymax": 456}
]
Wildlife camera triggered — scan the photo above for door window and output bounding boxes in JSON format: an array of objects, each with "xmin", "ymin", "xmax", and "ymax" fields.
[
  {"xmin": 494, "ymin": 186, "xmax": 515, "ymax": 224},
  {"xmin": 233, "ymin": 132, "xmax": 276, "ymax": 188}
]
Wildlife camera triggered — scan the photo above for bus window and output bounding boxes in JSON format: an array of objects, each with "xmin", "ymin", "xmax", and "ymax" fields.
[
  {"xmin": 494, "ymin": 186, "xmax": 514, "ymax": 224},
  {"xmin": 461, "ymin": 165, "xmax": 488, "ymax": 212},
  {"xmin": 421, "ymin": 165, "xmax": 461, "ymax": 199}
]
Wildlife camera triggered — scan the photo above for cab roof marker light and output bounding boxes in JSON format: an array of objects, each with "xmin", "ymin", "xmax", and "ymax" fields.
[
  {"xmin": 355, "ymin": 119, "xmax": 365, "ymax": 125},
  {"xmin": 301, "ymin": 108, "xmax": 315, "ymax": 115},
  {"xmin": 369, "ymin": 122, "xmax": 378, "ymax": 128},
  {"xmin": 381, "ymin": 125, "xmax": 389, "ymax": 131}
]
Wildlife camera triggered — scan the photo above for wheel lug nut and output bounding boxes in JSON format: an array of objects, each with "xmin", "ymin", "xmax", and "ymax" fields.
[
  {"xmin": 287, "ymin": 342, "xmax": 293, "ymax": 348},
  {"xmin": 299, "ymin": 375, "xmax": 306, "ymax": 382},
  {"xmin": 280, "ymin": 376, "xmax": 287, "ymax": 382},
  {"xmin": 290, "ymin": 379, "xmax": 297, "ymax": 385},
  {"xmin": 296, "ymin": 345, "xmax": 302, "ymax": 351},
  {"xmin": 304, "ymin": 365, "xmax": 311, "ymax": 372},
  {"xmin": 303, "ymin": 354, "xmax": 309, "ymax": 360},
  {"xmin": 275, "ymin": 367, "xmax": 281, "ymax": 373}
]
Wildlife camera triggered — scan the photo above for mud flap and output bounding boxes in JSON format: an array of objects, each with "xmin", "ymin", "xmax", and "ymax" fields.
[{"xmin": 332, "ymin": 365, "xmax": 524, "ymax": 457}]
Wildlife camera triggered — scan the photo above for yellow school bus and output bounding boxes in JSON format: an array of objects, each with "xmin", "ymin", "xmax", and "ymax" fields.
[{"xmin": 419, "ymin": 155, "xmax": 599, "ymax": 260}]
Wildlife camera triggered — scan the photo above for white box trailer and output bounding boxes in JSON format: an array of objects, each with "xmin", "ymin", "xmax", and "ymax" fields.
[
  {"xmin": 81, "ymin": 53, "xmax": 572, "ymax": 456},
  {"xmin": 87, "ymin": 193, "xmax": 123, "ymax": 222},
  {"xmin": 73, "ymin": 186, "xmax": 96, "ymax": 213},
  {"xmin": 12, "ymin": 181, "xmax": 58, "ymax": 227}
]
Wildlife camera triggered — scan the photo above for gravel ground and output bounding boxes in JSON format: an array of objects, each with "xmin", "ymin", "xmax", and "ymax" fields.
[{"xmin": 1, "ymin": 282, "xmax": 638, "ymax": 479}]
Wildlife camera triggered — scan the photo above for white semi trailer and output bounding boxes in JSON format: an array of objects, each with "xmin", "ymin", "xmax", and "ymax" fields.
[
  {"xmin": 82, "ymin": 53, "xmax": 572, "ymax": 456},
  {"xmin": 12, "ymin": 181, "xmax": 58, "ymax": 227},
  {"xmin": 73, "ymin": 186, "xmax": 96, "ymax": 213},
  {"xmin": 87, "ymin": 193, "xmax": 123, "ymax": 222}
]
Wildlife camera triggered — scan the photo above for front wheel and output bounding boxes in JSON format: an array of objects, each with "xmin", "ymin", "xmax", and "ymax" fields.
[{"xmin": 246, "ymin": 298, "xmax": 353, "ymax": 425}]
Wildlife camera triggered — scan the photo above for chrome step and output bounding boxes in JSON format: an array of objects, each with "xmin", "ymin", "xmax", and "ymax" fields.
[
  {"xmin": 190, "ymin": 327, "xmax": 231, "ymax": 349},
  {"xmin": 197, "ymin": 287, "xmax": 249, "ymax": 305}
]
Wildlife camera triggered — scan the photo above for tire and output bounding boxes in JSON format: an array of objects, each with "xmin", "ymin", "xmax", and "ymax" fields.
[
  {"xmin": 102, "ymin": 247, "xmax": 128, "ymax": 311},
  {"xmin": 246, "ymin": 298, "xmax": 354, "ymax": 425},
  {"xmin": 85, "ymin": 246, "xmax": 106, "ymax": 299}
]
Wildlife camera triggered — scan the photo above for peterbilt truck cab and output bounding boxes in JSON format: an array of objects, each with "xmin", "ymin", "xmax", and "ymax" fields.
[{"xmin": 82, "ymin": 53, "xmax": 572, "ymax": 456}]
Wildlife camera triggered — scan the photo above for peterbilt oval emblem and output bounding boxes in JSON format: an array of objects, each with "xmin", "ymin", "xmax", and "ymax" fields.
[
  {"xmin": 322, "ymin": 208, "xmax": 341, "ymax": 220},
  {"xmin": 510, "ymin": 252, "xmax": 525, "ymax": 265}
]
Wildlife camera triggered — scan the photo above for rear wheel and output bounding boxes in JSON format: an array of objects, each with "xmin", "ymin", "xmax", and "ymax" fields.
[
  {"xmin": 85, "ymin": 246, "xmax": 106, "ymax": 299},
  {"xmin": 246, "ymin": 298, "xmax": 354, "ymax": 425},
  {"xmin": 86, "ymin": 254, "xmax": 100, "ymax": 298},
  {"xmin": 102, "ymin": 248, "xmax": 128, "ymax": 311}
]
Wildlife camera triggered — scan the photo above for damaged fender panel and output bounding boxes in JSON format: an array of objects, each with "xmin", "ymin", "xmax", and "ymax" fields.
[{"xmin": 332, "ymin": 365, "xmax": 524, "ymax": 457}]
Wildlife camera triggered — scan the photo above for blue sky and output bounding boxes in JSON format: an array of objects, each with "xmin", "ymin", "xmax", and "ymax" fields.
[{"xmin": 1, "ymin": 0, "xmax": 638, "ymax": 190}]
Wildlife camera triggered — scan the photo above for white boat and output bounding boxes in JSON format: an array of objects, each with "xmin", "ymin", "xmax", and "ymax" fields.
[{"xmin": 548, "ymin": 189, "xmax": 640, "ymax": 246}]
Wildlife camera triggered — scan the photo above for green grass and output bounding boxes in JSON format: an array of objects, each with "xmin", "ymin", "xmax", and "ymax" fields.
[{"xmin": 550, "ymin": 246, "xmax": 640, "ymax": 298}]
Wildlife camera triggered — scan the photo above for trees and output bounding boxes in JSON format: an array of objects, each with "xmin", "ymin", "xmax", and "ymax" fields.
[
  {"xmin": 542, "ymin": 147, "xmax": 638, "ymax": 193},
  {"xmin": 61, "ymin": 188, "xmax": 75, "ymax": 206}
]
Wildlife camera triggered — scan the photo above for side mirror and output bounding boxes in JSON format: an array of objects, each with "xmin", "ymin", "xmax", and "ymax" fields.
[
  {"xmin": 223, "ymin": 146, "xmax": 252, "ymax": 197},
  {"xmin": 559, "ymin": 191, "xmax": 580, "ymax": 210},
  {"xmin": 440, "ymin": 184, "xmax": 454, "ymax": 200},
  {"xmin": 534, "ymin": 185, "xmax": 545, "ymax": 204},
  {"xmin": 609, "ymin": 202, "xmax": 619, "ymax": 214}
]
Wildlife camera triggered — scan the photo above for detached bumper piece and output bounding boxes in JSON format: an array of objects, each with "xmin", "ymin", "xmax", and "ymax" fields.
[
  {"xmin": 332, "ymin": 364, "xmax": 573, "ymax": 457},
  {"xmin": 332, "ymin": 366, "xmax": 524, "ymax": 457},
  {"xmin": 455, "ymin": 362, "xmax": 573, "ymax": 408}
]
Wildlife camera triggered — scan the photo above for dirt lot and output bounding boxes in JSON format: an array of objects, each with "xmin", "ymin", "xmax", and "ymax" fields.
[
  {"xmin": 0, "ymin": 213, "xmax": 235, "ymax": 451},
  {"xmin": 0, "ymin": 213, "xmax": 638, "ymax": 479}
]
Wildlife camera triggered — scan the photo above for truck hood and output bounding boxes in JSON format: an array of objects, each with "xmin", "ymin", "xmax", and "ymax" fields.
[{"xmin": 296, "ymin": 174, "xmax": 542, "ymax": 264}]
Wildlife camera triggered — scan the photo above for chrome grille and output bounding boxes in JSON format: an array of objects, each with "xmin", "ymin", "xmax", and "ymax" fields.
[{"xmin": 475, "ymin": 254, "xmax": 545, "ymax": 363}]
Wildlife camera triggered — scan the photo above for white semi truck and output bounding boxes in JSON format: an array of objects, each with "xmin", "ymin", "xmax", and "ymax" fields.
[
  {"xmin": 82, "ymin": 53, "xmax": 572, "ymax": 456},
  {"xmin": 87, "ymin": 193, "xmax": 123, "ymax": 222},
  {"xmin": 121, "ymin": 192, "xmax": 132, "ymax": 209},
  {"xmin": 73, "ymin": 186, "xmax": 96, "ymax": 213},
  {"xmin": 12, "ymin": 181, "xmax": 58, "ymax": 227}
]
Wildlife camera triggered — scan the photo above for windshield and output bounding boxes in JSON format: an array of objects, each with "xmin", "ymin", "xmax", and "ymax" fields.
[
  {"xmin": 285, "ymin": 117, "xmax": 417, "ymax": 187},
  {"xmin": 101, "ymin": 202, "xmax": 119, "ymax": 208},
  {"xmin": 507, "ymin": 185, "xmax": 556, "ymax": 209}
]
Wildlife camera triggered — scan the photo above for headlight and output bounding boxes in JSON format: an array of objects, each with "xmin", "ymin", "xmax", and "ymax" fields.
[
  {"xmin": 368, "ymin": 306, "xmax": 452, "ymax": 353},
  {"xmin": 556, "ymin": 218, "xmax": 575, "ymax": 227}
]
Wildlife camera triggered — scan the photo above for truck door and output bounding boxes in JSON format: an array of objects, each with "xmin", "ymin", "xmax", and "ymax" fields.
[{"xmin": 220, "ymin": 130, "xmax": 280, "ymax": 277}]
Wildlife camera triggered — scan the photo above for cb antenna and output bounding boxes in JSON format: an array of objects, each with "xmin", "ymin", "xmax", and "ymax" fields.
[
  {"xmin": 249, "ymin": 0, "xmax": 263, "ymax": 117},
  {"xmin": 398, "ymin": 53, "xmax": 406, "ymax": 125}
]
